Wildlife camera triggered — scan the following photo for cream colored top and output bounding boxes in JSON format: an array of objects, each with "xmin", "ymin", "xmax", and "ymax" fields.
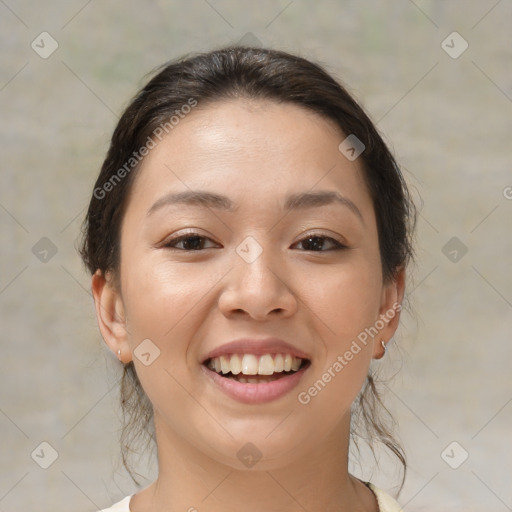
[{"xmin": 99, "ymin": 483, "xmax": 404, "ymax": 512}]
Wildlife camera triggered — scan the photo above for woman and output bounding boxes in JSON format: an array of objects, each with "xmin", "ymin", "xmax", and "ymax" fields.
[{"xmin": 80, "ymin": 46, "xmax": 415, "ymax": 512}]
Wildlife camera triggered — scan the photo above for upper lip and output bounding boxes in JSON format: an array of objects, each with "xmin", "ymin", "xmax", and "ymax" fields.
[{"xmin": 201, "ymin": 338, "xmax": 312, "ymax": 364}]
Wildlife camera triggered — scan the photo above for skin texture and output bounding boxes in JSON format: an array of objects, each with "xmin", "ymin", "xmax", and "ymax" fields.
[{"xmin": 92, "ymin": 99, "xmax": 405, "ymax": 512}]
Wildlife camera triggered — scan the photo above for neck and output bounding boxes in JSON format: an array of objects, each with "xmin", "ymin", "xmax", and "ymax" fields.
[{"xmin": 129, "ymin": 412, "xmax": 378, "ymax": 512}]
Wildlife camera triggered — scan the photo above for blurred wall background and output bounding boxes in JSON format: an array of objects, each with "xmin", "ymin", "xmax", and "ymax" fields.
[{"xmin": 1, "ymin": 1, "xmax": 511, "ymax": 510}]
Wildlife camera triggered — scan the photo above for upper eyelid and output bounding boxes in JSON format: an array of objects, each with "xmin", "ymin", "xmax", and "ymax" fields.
[
  {"xmin": 160, "ymin": 232, "xmax": 220, "ymax": 247},
  {"xmin": 293, "ymin": 230, "xmax": 348, "ymax": 247},
  {"xmin": 162, "ymin": 231, "xmax": 342, "ymax": 241},
  {"xmin": 293, "ymin": 235, "xmax": 347, "ymax": 250},
  {"xmin": 160, "ymin": 228, "xmax": 216, "ymax": 243}
]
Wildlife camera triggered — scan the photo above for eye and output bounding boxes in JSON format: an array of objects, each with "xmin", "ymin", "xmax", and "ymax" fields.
[
  {"xmin": 160, "ymin": 232, "xmax": 346, "ymax": 252},
  {"xmin": 292, "ymin": 234, "xmax": 347, "ymax": 252},
  {"xmin": 161, "ymin": 233, "xmax": 220, "ymax": 251}
]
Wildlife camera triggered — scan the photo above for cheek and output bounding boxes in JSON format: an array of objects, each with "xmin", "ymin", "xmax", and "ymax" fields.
[
  {"xmin": 119, "ymin": 257, "xmax": 213, "ymax": 421},
  {"xmin": 296, "ymin": 257, "xmax": 381, "ymax": 412},
  {"xmin": 304, "ymin": 255, "xmax": 383, "ymax": 341},
  {"xmin": 121, "ymin": 254, "xmax": 214, "ymax": 339},
  {"xmin": 120, "ymin": 252, "xmax": 227, "ymax": 392}
]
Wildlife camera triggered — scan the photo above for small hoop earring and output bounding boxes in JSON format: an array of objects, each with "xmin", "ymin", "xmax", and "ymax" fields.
[
  {"xmin": 117, "ymin": 349, "xmax": 121, "ymax": 359},
  {"xmin": 381, "ymin": 340, "xmax": 387, "ymax": 354}
]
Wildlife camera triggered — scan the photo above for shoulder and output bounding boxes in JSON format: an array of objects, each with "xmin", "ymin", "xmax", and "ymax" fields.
[
  {"xmin": 98, "ymin": 496, "xmax": 131, "ymax": 512},
  {"xmin": 367, "ymin": 482, "xmax": 406, "ymax": 512}
]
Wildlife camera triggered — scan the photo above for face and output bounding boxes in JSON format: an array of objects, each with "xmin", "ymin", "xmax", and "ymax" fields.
[{"xmin": 94, "ymin": 99, "xmax": 404, "ymax": 471}]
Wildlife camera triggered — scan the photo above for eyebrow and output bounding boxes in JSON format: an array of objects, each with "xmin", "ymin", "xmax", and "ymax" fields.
[{"xmin": 146, "ymin": 189, "xmax": 364, "ymax": 223}]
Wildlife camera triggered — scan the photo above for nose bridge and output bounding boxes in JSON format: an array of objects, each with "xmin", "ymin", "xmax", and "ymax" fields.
[
  {"xmin": 234, "ymin": 234, "xmax": 282, "ymax": 289},
  {"xmin": 218, "ymin": 234, "xmax": 296, "ymax": 318}
]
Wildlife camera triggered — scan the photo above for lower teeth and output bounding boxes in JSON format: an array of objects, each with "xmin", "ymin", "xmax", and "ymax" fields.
[{"xmin": 224, "ymin": 372, "xmax": 294, "ymax": 383}]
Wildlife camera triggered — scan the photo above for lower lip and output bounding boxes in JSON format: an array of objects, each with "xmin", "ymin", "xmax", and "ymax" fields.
[{"xmin": 200, "ymin": 363, "xmax": 310, "ymax": 404}]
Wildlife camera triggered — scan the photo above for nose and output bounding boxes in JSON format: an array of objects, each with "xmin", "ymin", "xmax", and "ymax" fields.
[{"xmin": 218, "ymin": 245, "xmax": 298, "ymax": 321}]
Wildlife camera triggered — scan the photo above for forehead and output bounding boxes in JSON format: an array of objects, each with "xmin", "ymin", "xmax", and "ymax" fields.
[{"xmin": 127, "ymin": 99, "xmax": 372, "ymax": 216}]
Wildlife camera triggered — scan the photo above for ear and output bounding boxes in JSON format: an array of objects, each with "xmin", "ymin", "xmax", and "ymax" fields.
[
  {"xmin": 91, "ymin": 269, "xmax": 132, "ymax": 363},
  {"xmin": 372, "ymin": 266, "xmax": 406, "ymax": 359}
]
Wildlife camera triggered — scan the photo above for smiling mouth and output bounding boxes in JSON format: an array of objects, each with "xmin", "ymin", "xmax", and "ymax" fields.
[{"xmin": 203, "ymin": 353, "xmax": 310, "ymax": 384}]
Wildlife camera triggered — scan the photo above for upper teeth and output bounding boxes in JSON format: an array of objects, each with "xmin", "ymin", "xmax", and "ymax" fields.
[{"xmin": 207, "ymin": 353, "xmax": 303, "ymax": 375}]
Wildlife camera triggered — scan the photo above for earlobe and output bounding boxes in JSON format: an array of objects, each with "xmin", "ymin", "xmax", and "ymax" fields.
[{"xmin": 91, "ymin": 269, "xmax": 132, "ymax": 363}]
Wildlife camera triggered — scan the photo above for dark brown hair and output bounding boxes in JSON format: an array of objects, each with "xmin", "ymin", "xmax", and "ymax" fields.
[{"xmin": 79, "ymin": 46, "xmax": 416, "ymax": 488}]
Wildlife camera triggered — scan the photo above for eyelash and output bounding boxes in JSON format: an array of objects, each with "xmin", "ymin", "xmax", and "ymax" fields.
[{"xmin": 161, "ymin": 231, "xmax": 348, "ymax": 252}]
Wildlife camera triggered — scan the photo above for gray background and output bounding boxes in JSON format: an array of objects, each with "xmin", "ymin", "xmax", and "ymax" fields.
[{"xmin": 1, "ymin": 1, "xmax": 511, "ymax": 511}]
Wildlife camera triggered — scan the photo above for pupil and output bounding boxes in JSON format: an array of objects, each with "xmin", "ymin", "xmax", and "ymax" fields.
[
  {"xmin": 184, "ymin": 236, "xmax": 203, "ymax": 250},
  {"xmin": 305, "ymin": 237, "xmax": 323, "ymax": 251}
]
